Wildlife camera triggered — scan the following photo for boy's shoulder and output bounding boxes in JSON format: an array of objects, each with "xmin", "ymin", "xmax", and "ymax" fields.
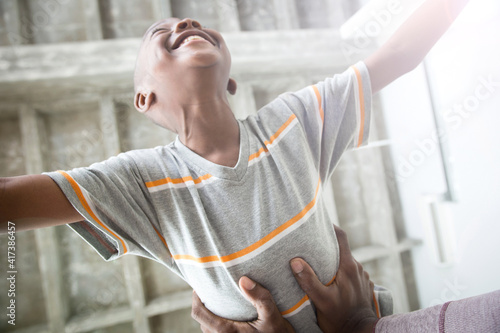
[
  {"xmin": 242, "ymin": 98, "xmax": 297, "ymax": 137},
  {"xmin": 117, "ymin": 142, "xmax": 181, "ymax": 168},
  {"xmin": 88, "ymin": 143, "xmax": 180, "ymax": 178}
]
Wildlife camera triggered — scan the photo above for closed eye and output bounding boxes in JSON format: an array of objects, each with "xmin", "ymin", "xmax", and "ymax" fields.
[{"xmin": 150, "ymin": 28, "xmax": 170, "ymax": 38}]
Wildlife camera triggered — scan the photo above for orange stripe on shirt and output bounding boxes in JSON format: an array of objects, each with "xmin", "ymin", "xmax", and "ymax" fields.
[
  {"xmin": 281, "ymin": 274, "xmax": 336, "ymax": 316},
  {"xmin": 172, "ymin": 253, "xmax": 221, "ymax": 263},
  {"xmin": 312, "ymin": 85, "xmax": 325, "ymax": 124},
  {"xmin": 173, "ymin": 177, "xmax": 321, "ymax": 264},
  {"xmin": 145, "ymin": 173, "xmax": 212, "ymax": 188},
  {"xmin": 351, "ymin": 65, "xmax": 365, "ymax": 148},
  {"xmin": 326, "ymin": 274, "xmax": 336, "ymax": 286},
  {"xmin": 248, "ymin": 114, "xmax": 297, "ymax": 162},
  {"xmin": 281, "ymin": 294, "xmax": 309, "ymax": 316},
  {"xmin": 151, "ymin": 225, "xmax": 172, "ymax": 257},
  {"xmin": 248, "ymin": 146, "xmax": 269, "ymax": 162},
  {"xmin": 57, "ymin": 170, "xmax": 128, "ymax": 254}
]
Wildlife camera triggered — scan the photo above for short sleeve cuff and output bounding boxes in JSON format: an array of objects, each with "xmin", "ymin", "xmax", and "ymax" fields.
[
  {"xmin": 350, "ymin": 61, "xmax": 372, "ymax": 148},
  {"xmin": 43, "ymin": 170, "xmax": 123, "ymax": 261}
]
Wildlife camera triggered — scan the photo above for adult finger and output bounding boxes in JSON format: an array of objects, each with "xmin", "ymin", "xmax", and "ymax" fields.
[
  {"xmin": 290, "ymin": 258, "xmax": 330, "ymax": 310},
  {"xmin": 333, "ymin": 225, "xmax": 355, "ymax": 265},
  {"xmin": 191, "ymin": 291, "xmax": 234, "ymax": 333},
  {"xmin": 239, "ymin": 276, "xmax": 295, "ymax": 332},
  {"xmin": 333, "ymin": 225, "xmax": 361, "ymax": 280},
  {"xmin": 239, "ymin": 276, "xmax": 281, "ymax": 323}
]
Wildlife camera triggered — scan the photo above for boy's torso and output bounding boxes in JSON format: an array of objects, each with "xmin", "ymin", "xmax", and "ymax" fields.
[{"xmin": 134, "ymin": 108, "xmax": 339, "ymax": 331}]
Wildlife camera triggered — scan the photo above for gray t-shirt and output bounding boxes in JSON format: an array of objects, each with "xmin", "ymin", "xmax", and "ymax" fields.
[{"xmin": 46, "ymin": 62, "xmax": 383, "ymax": 332}]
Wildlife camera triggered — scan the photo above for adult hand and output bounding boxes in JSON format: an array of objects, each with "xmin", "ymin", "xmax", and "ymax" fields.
[
  {"xmin": 191, "ymin": 276, "xmax": 295, "ymax": 333},
  {"xmin": 191, "ymin": 225, "xmax": 378, "ymax": 333},
  {"xmin": 290, "ymin": 225, "xmax": 378, "ymax": 333}
]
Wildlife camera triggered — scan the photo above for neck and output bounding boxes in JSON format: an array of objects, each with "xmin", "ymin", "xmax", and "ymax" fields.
[
  {"xmin": 175, "ymin": 97, "xmax": 240, "ymax": 168},
  {"xmin": 156, "ymin": 67, "xmax": 240, "ymax": 167}
]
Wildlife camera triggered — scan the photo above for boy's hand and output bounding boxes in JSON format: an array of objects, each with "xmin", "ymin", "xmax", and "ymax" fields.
[
  {"xmin": 191, "ymin": 277, "xmax": 295, "ymax": 333},
  {"xmin": 191, "ymin": 226, "xmax": 377, "ymax": 333}
]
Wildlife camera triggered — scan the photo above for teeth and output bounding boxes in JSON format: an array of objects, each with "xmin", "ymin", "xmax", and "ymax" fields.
[{"xmin": 180, "ymin": 35, "xmax": 206, "ymax": 47}]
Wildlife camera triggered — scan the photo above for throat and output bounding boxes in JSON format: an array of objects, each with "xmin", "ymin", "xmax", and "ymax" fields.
[
  {"xmin": 204, "ymin": 144, "xmax": 240, "ymax": 168},
  {"xmin": 176, "ymin": 100, "xmax": 240, "ymax": 167},
  {"xmin": 181, "ymin": 121, "xmax": 241, "ymax": 168}
]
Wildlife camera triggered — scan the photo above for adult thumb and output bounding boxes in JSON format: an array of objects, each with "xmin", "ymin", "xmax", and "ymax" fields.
[
  {"xmin": 239, "ymin": 276, "xmax": 281, "ymax": 322},
  {"xmin": 290, "ymin": 258, "xmax": 330, "ymax": 309}
]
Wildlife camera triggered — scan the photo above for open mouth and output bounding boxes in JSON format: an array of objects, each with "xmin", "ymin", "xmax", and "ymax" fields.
[
  {"xmin": 172, "ymin": 31, "xmax": 217, "ymax": 50},
  {"xmin": 180, "ymin": 35, "xmax": 208, "ymax": 47}
]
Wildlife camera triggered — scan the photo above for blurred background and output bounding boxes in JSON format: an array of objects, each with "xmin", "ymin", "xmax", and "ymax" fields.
[{"xmin": 0, "ymin": 0, "xmax": 499, "ymax": 332}]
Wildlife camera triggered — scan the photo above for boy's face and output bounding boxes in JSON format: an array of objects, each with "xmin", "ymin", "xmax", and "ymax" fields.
[{"xmin": 135, "ymin": 17, "xmax": 232, "ymax": 96}]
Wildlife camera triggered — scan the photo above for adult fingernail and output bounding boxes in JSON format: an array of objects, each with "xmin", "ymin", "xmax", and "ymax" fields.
[
  {"xmin": 240, "ymin": 276, "xmax": 256, "ymax": 291},
  {"xmin": 291, "ymin": 259, "xmax": 304, "ymax": 274}
]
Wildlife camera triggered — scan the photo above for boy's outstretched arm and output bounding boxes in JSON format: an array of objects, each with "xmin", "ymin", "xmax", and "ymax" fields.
[
  {"xmin": 0, "ymin": 175, "xmax": 83, "ymax": 233},
  {"xmin": 365, "ymin": 0, "xmax": 469, "ymax": 93}
]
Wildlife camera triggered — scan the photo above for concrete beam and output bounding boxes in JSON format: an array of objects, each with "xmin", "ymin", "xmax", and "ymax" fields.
[
  {"xmin": 19, "ymin": 106, "xmax": 69, "ymax": 331},
  {"xmin": 83, "ymin": 0, "xmax": 103, "ymax": 40},
  {"xmin": 122, "ymin": 256, "xmax": 151, "ymax": 333},
  {"xmin": 272, "ymin": 0, "xmax": 299, "ymax": 30},
  {"xmin": 145, "ymin": 290, "xmax": 193, "ymax": 317},
  {"xmin": 215, "ymin": 0, "xmax": 241, "ymax": 32},
  {"xmin": 1, "ymin": 0, "xmax": 22, "ymax": 45},
  {"xmin": 65, "ymin": 305, "xmax": 134, "ymax": 332},
  {"xmin": 0, "ymin": 29, "xmax": 373, "ymax": 103},
  {"xmin": 99, "ymin": 95, "xmax": 121, "ymax": 157},
  {"xmin": 0, "ymin": 29, "xmax": 370, "ymax": 82},
  {"xmin": 152, "ymin": 0, "xmax": 173, "ymax": 20}
]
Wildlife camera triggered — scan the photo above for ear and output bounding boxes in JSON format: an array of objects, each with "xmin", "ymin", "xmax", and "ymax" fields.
[
  {"xmin": 227, "ymin": 78, "xmax": 237, "ymax": 95},
  {"xmin": 134, "ymin": 91, "xmax": 155, "ymax": 113}
]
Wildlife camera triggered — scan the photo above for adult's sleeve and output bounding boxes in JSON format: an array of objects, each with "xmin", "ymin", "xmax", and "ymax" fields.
[
  {"xmin": 43, "ymin": 152, "xmax": 171, "ymax": 263},
  {"xmin": 375, "ymin": 290, "xmax": 500, "ymax": 333},
  {"xmin": 282, "ymin": 61, "xmax": 372, "ymax": 181}
]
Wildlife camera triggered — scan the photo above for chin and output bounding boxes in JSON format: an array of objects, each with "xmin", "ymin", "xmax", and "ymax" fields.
[{"xmin": 189, "ymin": 52, "xmax": 224, "ymax": 68}]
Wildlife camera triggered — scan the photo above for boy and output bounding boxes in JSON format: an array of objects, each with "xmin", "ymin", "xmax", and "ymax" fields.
[{"xmin": 0, "ymin": 0, "xmax": 469, "ymax": 331}]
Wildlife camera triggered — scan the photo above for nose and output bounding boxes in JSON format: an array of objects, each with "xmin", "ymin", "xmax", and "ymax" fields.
[{"xmin": 174, "ymin": 18, "xmax": 202, "ymax": 32}]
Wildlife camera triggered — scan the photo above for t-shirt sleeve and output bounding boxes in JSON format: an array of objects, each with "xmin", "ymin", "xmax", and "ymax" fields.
[
  {"xmin": 282, "ymin": 61, "xmax": 372, "ymax": 181},
  {"xmin": 43, "ymin": 152, "xmax": 171, "ymax": 263}
]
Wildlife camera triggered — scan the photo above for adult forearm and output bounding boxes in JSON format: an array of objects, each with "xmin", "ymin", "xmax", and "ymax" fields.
[{"xmin": 374, "ymin": 290, "xmax": 500, "ymax": 333}]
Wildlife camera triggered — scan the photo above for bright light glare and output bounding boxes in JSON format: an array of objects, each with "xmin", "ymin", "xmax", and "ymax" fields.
[{"xmin": 459, "ymin": 0, "xmax": 500, "ymax": 23}]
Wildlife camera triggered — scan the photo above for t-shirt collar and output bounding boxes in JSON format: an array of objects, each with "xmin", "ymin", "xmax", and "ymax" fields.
[{"xmin": 173, "ymin": 120, "xmax": 249, "ymax": 181}]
